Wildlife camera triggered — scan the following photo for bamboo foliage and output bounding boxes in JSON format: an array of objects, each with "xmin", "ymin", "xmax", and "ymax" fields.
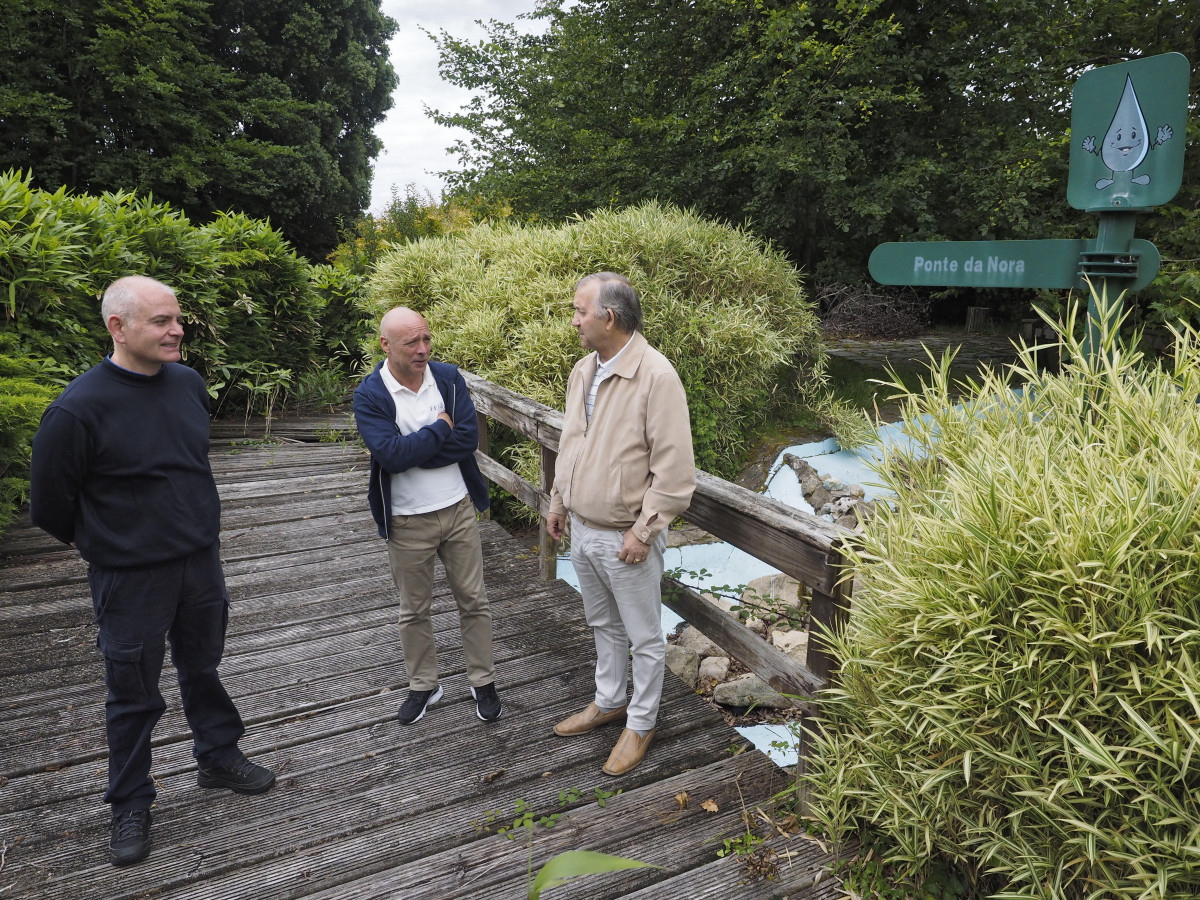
[
  {"xmin": 366, "ymin": 201, "xmax": 833, "ymax": 475},
  {"xmin": 806, "ymin": 294, "xmax": 1200, "ymax": 899}
]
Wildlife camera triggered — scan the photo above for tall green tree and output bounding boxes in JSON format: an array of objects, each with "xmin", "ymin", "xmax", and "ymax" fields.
[
  {"xmin": 432, "ymin": 0, "xmax": 1198, "ymax": 283},
  {"xmin": 0, "ymin": 0, "xmax": 397, "ymax": 261}
]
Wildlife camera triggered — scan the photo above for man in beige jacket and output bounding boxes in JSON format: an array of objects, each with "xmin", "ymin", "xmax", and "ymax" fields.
[{"xmin": 546, "ymin": 272, "xmax": 696, "ymax": 776}]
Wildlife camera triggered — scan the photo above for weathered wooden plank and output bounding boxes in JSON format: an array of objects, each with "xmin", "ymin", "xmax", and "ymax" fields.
[
  {"xmin": 0, "ymin": 414, "xmax": 846, "ymax": 900},
  {"xmin": 464, "ymin": 370, "xmax": 851, "ymax": 601},
  {"xmin": 684, "ymin": 471, "xmax": 847, "ymax": 595},
  {"xmin": 290, "ymin": 751, "xmax": 789, "ymax": 900},
  {"xmin": 662, "ymin": 579, "xmax": 825, "ymax": 700}
]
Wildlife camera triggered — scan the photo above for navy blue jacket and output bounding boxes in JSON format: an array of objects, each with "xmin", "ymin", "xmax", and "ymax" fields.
[{"xmin": 353, "ymin": 360, "xmax": 489, "ymax": 538}]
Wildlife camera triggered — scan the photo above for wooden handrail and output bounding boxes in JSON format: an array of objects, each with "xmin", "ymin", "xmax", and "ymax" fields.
[{"xmin": 463, "ymin": 371, "xmax": 852, "ymax": 698}]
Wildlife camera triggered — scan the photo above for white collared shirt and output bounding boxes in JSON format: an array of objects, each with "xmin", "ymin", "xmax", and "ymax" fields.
[
  {"xmin": 379, "ymin": 363, "xmax": 468, "ymax": 515},
  {"xmin": 585, "ymin": 334, "xmax": 633, "ymax": 421}
]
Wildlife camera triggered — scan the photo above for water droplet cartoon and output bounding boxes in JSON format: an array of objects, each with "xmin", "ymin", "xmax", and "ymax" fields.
[{"xmin": 1081, "ymin": 74, "xmax": 1174, "ymax": 190}]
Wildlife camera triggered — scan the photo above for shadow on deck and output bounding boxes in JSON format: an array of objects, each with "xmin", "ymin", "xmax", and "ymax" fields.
[{"xmin": 0, "ymin": 439, "xmax": 848, "ymax": 899}]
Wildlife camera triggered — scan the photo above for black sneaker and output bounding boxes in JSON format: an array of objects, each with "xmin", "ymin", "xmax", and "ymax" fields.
[
  {"xmin": 197, "ymin": 753, "xmax": 276, "ymax": 795},
  {"xmin": 470, "ymin": 682, "xmax": 502, "ymax": 722},
  {"xmin": 397, "ymin": 684, "xmax": 443, "ymax": 725},
  {"xmin": 109, "ymin": 808, "xmax": 151, "ymax": 866}
]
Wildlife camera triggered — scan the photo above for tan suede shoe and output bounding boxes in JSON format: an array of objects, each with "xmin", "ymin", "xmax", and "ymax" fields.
[
  {"xmin": 601, "ymin": 727, "xmax": 656, "ymax": 776},
  {"xmin": 553, "ymin": 702, "xmax": 628, "ymax": 736}
]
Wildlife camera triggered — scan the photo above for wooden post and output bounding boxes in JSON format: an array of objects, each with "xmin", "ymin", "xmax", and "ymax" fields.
[
  {"xmin": 792, "ymin": 714, "xmax": 811, "ymax": 816},
  {"xmin": 965, "ymin": 306, "xmax": 991, "ymax": 332},
  {"xmin": 475, "ymin": 411, "xmax": 490, "ymax": 520},
  {"xmin": 806, "ymin": 575, "xmax": 850, "ymax": 686},
  {"xmin": 539, "ymin": 445, "xmax": 558, "ymax": 580}
]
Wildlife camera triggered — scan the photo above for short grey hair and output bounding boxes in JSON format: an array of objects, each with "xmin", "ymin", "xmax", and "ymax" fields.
[
  {"xmin": 576, "ymin": 272, "xmax": 643, "ymax": 334},
  {"xmin": 101, "ymin": 276, "xmax": 176, "ymax": 323}
]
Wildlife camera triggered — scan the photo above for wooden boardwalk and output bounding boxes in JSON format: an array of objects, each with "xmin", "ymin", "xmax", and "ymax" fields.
[{"xmin": 0, "ymin": 437, "xmax": 848, "ymax": 899}]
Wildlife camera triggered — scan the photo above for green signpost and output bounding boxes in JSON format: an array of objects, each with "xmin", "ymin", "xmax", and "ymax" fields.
[{"xmin": 868, "ymin": 52, "xmax": 1190, "ymax": 362}]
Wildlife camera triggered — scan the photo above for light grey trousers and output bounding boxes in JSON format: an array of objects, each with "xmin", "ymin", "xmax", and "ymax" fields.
[{"xmin": 569, "ymin": 515, "xmax": 667, "ymax": 733}]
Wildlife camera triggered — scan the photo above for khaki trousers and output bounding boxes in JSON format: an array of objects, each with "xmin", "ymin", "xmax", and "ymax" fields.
[{"xmin": 386, "ymin": 494, "xmax": 495, "ymax": 691}]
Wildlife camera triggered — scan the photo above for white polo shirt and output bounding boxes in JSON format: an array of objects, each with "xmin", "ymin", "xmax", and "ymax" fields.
[{"xmin": 379, "ymin": 362, "xmax": 468, "ymax": 515}]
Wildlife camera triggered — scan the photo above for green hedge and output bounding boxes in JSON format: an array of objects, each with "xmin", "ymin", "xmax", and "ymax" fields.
[
  {"xmin": 367, "ymin": 200, "xmax": 836, "ymax": 477},
  {"xmin": 0, "ymin": 336, "xmax": 59, "ymax": 535},
  {"xmin": 807, "ymin": 297, "xmax": 1200, "ymax": 899},
  {"xmin": 0, "ymin": 169, "xmax": 370, "ymax": 534}
]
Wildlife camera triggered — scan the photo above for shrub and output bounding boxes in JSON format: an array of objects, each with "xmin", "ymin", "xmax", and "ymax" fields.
[
  {"xmin": 0, "ymin": 336, "xmax": 60, "ymax": 534},
  {"xmin": 806, "ymin": 294, "xmax": 1200, "ymax": 899},
  {"xmin": 0, "ymin": 170, "xmax": 372, "ymax": 533},
  {"xmin": 329, "ymin": 184, "xmax": 508, "ymax": 276},
  {"xmin": 367, "ymin": 200, "xmax": 843, "ymax": 477}
]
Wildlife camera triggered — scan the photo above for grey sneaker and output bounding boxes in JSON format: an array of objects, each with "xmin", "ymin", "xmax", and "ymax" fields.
[
  {"xmin": 397, "ymin": 684, "xmax": 443, "ymax": 725},
  {"xmin": 470, "ymin": 682, "xmax": 502, "ymax": 722},
  {"xmin": 109, "ymin": 808, "xmax": 151, "ymax": 866}
]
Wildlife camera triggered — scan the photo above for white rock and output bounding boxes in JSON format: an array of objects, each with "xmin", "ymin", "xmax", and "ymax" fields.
[
  {"xmin": 743, "ymin": 574, "xmax": 805, "ymax": 611},
  {"xmin": 665, "ymin": 643, "xmax": 700, "ymax": 689},
  {"xmin": 713, "ymin": 673, "xmax": 793, "ymax": 710},
  {"xmin": 771, "ymin": 630, "xmax": 810, "ymax": 665},
  {"xmin": 677, "ymin": 625, "xmax": 724, "ymax": 658},
  {"xmin": 699, "ymin": 656, "xmax": 730, "ymax": 682}
]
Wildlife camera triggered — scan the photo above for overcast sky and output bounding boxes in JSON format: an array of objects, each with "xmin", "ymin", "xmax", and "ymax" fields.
[{"xmin": 369, "ymin": 0, "xmax": 545, "ymax": 213}]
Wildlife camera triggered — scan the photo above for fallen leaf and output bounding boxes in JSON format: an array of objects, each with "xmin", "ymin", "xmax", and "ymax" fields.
[
  {"xmin": 675, "ymin": 791, "xmax": 689, "ymax": 810},
  {"xmin": 701, "ymin": 798, "xmax": 719, "ymax": 813},
  {"xmin": 482, "ymin": 769, "xmax": 506, "ymax": 783}
]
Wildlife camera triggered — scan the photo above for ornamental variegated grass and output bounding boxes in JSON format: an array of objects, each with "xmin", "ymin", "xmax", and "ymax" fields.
[{"xmin": 808, "ymin": 296, "xmax": 1200, "ymax": 899}]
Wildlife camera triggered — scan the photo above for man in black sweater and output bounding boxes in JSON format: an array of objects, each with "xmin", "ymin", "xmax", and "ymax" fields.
[{"xmin": 29, "ymin": 276, "xmax": 275, "ymax": 867}]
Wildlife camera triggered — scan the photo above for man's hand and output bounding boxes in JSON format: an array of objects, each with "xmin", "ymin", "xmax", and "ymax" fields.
[
  {"xmin": 618, "ymin": 529, "xmax": 652, "ymax": 565},
  {"xmin": 546, "ymin": 512, "xmax": 566, "ymax": 541},
  {"xmin": 437, "ymin": 411, "xmax": 454, "ymax": 428}
]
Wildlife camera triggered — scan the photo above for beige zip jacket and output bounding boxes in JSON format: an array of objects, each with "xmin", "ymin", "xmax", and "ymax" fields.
[{"xmin": 549, "ymin": 331, "xmax": 696, "ymax": 544}]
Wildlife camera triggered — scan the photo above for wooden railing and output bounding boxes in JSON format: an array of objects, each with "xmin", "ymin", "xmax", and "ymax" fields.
[{"xmin": 464, "ymin": 372, "xmax": 853, "ymax": 702}]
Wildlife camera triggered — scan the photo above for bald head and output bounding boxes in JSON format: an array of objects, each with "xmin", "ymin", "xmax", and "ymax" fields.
[
  {"xmin": 379, "ymin": 307, "xmax": 433, "ymax": 390},
  {"xmin": 380, "ymin": 306, "xmax": 426, "ymax": 340}
]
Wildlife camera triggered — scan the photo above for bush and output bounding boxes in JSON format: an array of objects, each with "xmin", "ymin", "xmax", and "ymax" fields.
[
  {"xmin": 0, "ymin": 170, "xmax": 371, "ymax": 532},
  {"xmin": 329, "ymin": 184, "xmax": 508, "ymax": 276},
  {"xmin": 0, "ymin": 168, "xmax": 370, "ymax": 388},
  {"xmin": 367, "ymin": 200, "xmax": 839, "ymax": 477},
  {"xmin": 0, "ymin": 336, "xmax": 60, "ymax": 534},
  {"xmin": 806, "ymin": 294, "xmax": 1200, "ymax": 898}
]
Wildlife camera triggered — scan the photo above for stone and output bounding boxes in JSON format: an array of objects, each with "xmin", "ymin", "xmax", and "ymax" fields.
[
  {"xmin": 771, "ymin": 630, "xmax": 810, "ymax": 665},
  {"xmin": 677, "ymin": 625, "xmax": 724, "ymax": 658},
  {"xmin": 744, "ymin": 573, "xmax": 805, "ymax": 610},
  {"xmin": 702, "ymin": 591, "xmax": 737, "ymax": 615},
  {"xmin": 808, "ymin": 484, "xmax": 834, "ymax": 511},
  {"xmin": 665, "ymin": 643, "xmax": 700, "ymax": 689},
  {"xmin": 699, "ymin": 656, "xmax": 730, "ymax": 682},
  {"xmin": 830, "ymin": 496, "xmax": 857, "ymax": 518},
  {"xmin": 784, "ymin": 455, "xmax": 825, "ymax": 496},
  {"xmin": 713, "ymin": 673, "xmax": 793, "ymax": 710}
]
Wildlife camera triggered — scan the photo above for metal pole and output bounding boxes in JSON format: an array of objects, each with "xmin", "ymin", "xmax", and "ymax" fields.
[{"xmin": 1083, "ymin": 212, "xmax": 1137, "ymax": 363}]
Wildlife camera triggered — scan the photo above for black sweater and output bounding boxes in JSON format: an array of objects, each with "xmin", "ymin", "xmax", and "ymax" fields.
[{"xmin": 30, "ymin": 358, "xmax": 221, "ymax": 568}]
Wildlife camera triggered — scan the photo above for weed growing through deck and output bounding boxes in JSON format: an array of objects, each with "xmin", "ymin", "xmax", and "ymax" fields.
[{"xmin": 472, "ymin": 787, "xmax": 658, "ymax": 898}]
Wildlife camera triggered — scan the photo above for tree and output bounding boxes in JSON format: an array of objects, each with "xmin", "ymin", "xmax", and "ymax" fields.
[
  {"xmin": 432, "ymin": 0, "xmax": 1199, "ymax": 285},
  {"xmin": 0, "ymin": 0, "xmax": 397, "ymax": 261}
]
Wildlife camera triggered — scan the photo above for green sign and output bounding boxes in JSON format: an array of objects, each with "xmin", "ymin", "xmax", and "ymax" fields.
[
  {"xmin": 869, "ymin": 239, "xmax": 1159, "ymax": 291},
  {"xmin": 1067, "ymin": 52, "xmax": 1190, "ymax": 212}
]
